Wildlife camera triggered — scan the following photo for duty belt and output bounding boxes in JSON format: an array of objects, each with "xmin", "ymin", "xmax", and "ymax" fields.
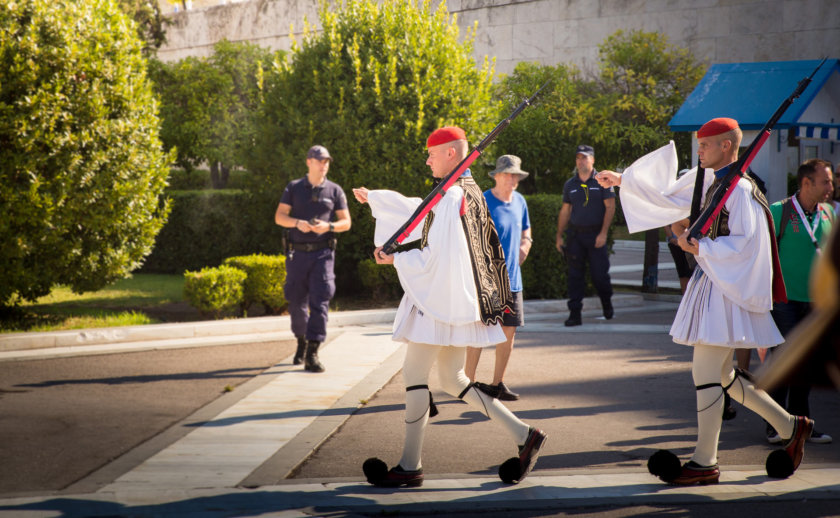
[
  {"xmin": 569, "ymin": 224, "xmax": 602, "ymax": 233},
  {"xmin": 289, "ymin": 240, "xmax": 334, "ymax": 252}
]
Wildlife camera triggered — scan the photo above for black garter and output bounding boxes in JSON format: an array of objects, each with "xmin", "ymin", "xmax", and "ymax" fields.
[
  {"xmin": 696, "ymin": 368, "xmax": 753, "ymax": 412},
  {"xmin": 406, "ymin": 384, "xmax": 438, "ymax": 419}
]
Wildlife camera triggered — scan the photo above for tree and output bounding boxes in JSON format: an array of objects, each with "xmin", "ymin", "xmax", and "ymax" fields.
[
  {"xmin": 0, "ymin": 0, "xmax": 172, "ymax": 306},
  {"xmin": 116, "ymin": 0, "xmax": 169, "ymax": 56},
  {"xmin": 245, "ymin": 0, "xmax": 497, "ymax": 287},
  {"xmin": 149, "ymin": 40, "xmax": 275, "ymax": 188},
  {"xmin": 491, "ymin": 30, "xmax": 706, "ymax": 194},
  {"xmin": 590, "ymin": 29, "xmax": 707, "ymax": 169}
]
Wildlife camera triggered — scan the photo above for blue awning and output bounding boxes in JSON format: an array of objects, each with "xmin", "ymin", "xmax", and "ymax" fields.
[
  {"xmin": 669, "ymin": 59, "xmax": 839, "ymax": 132},
  {"xmin": 795, "ymin": 123, "xmax": 840, "ymax": 142}
]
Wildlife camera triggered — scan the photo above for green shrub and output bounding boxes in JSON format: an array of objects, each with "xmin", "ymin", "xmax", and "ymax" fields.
[
  {"xmin": 357, "ymin": 258, "xmax": 402, "ymax": 300},
  {"xmin": 223, "ymin": 254, "xmax": 287, "ymax": 314},
  {"xmin": 520, "ymin": 194, "xmax": 567, "ymax": 299},
  {"xmin": 0, "ymin": 0, "xmax": 172, "ymax": 306},
  {"xmin": 183, "ymin": 265, "xmax": 247, "ymax": 318},
  {"xmin": 520, "ymin": 193, "xmax": 614, "ymax": 299}
]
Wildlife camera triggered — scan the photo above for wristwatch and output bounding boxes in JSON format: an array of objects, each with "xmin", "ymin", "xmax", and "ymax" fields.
[{"xmin": 329, "ymin": 222, "xmax": 335, "ymax": 233}]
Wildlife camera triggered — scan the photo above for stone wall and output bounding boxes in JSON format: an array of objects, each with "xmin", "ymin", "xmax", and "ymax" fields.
[{"xmin": 158, "ymin": 0, "xmax": 840, "ymax": 75}]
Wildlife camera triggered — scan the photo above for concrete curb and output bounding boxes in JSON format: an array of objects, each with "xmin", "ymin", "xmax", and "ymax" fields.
[{"xmin": 0, "ymin": 295, "xmax": 649, "ymax": 359}]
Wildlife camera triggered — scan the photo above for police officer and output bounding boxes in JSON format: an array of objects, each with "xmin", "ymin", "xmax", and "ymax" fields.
[
  {"xmin": 555, "ymin": 144, "xmax": 615, "ymax": 326},
  {"xmin": 274, "ymin": 145, "xmax": 351, "ymax": 372}
]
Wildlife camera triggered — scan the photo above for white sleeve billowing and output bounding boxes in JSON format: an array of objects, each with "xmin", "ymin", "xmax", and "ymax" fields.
[
  {"xmin": 392, "ymin": 186, "xmax": 480, "ymax": 324},
  {"xmin": 618, "ymin": 141, "xmax": 713, "ymax": 232},
  {"xmin": 366, "ymin": 190, "xmax": 424, "ymax": 246},
  {"xmin": 696, "ymin": 178, "xmax": 773, "ymax": 311}
]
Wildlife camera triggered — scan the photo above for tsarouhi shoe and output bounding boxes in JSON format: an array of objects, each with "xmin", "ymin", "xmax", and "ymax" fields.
[
  {"xmin": 517, "ymin": 427, "xmax": 547, "ymax": 481},
  {"xmin": 785, "ymin": 416, "xmax": 815, "ymax": 471},
  {"xmin": 670, "ymin": 461, "xmax": 720, "ymax": 486},
  {"xmin": 376, "ymin": 465, "xmax": 424, "ymax": 488}
]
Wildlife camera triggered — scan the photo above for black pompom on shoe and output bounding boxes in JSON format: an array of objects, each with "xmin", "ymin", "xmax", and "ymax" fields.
[
  {"xmin": 647, "ymin": 449, "xmax": 681, "ymax": 482},
  {"xmin": 498, "ymin": 457, "xmax": 521, "ymax": 484},
  {"xmin": 363, "ymin": 457, "xmax": 388, "ymax": 485},
  {"xmin": 766, "ymin": 449, "xmax": 795, "ymax": 479}
]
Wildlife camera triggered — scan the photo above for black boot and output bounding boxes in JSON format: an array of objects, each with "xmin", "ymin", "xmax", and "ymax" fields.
[
  {"xmin": 602, "ymin": 298, "xmax": 614, "ymax": 320},
  {"xmin": 304, "ymin": 340, "xmax": 325, "ymax": 373},
  {"xmin": 564, "ymin": 310, "xmax": 581, "ymax": 327},
  {"xmin": 293, "ymin": 336, "xmax": 307, "ymax": 365}
]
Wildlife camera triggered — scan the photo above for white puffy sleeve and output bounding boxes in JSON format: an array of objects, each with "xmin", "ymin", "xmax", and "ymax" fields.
[
  {"xmin": 366, "ymin": 190, "xmax": 424, "ymax": 246},
  {"xmin": 618, "ymin": 141, "xmax": 714, "ymax": 232}
]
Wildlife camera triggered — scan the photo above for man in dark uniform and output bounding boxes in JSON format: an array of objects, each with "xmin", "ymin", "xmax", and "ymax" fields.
[
  {"xmin": 274, "ymin": 145, "xmax": 351, "ymax": 372},
  {"xmin": 555, "ymin": 144, "xmax": 615, "ymax": 327}
]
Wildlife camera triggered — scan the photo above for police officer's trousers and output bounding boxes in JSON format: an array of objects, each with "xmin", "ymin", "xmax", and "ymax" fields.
[
  {"xmin": 566, "ymin": 229, "xmax": 612, "ymax": 312},
  {"xmin": 284, "ymin": 248, "xmax": 335, "ymax": 342}
]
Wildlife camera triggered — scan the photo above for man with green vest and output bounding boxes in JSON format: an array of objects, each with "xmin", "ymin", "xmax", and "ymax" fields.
[{"xmin": 767, "ymin": 157, "xmax": 835, "ymax": 444}]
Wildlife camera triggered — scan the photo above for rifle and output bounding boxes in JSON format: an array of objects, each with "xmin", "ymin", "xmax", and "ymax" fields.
[
  {"xmin": 687, "ymin": 57, "xmax": 827, "ymax": 240},
  {"xmin": 689, "ymin": 160, "xmax": 705, "ymax": 223},
  {"xmin": 380, "ymin": 81, "xmax": 550, "ymax": 255}
]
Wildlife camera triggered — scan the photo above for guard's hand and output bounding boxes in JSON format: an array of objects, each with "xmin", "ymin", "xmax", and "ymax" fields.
[
  {"xmin": 671, "ymin": 219, "xmax": 689, "ymax": 238},
  {"xmin": 595, "ymin": 170, "xmax": 622, "ymax": 188},
  {"xmin": 353, "ymin": 187, "xmax": 369, "ymax": 204},
  {"xmin": 296, "ymin": 219, "xmax": 313, "ymax": 233},
  {"xmin": 677, "ymin": 229, "xmax": 700, "ymax": 255},
  {"xmin": 595, "ymin": 232, "xmax": 607, "ymax": 249},
  {"xmin": 374, "ymin": 246, "xmax": 394, "ymax": 265},
  {"xmin": 555, "ymin": 235, "xmax": 565, "ymax": 253},
  {"xmin": 309, "ymin": 219, "xmax": 330, "ymax": 234}
]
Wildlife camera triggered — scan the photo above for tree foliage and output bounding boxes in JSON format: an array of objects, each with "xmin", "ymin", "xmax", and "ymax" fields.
[
  {"xmin": 0, "ymin": 0, "xmax": 172, "ymax": 306},
  {"xmin": 491, "ymin": 30, "xmax": 706, "ymax": 194},
  {"xmin": 116, "ymin": 0, "xmax": 169, "ymax": 56},
  {"xmin": 245, "ymin": 0, "xmax": 497, "ymax": 288},
  {"xmin": 149, "ymin": 40, "xmax": 275, "ymax": 187}
]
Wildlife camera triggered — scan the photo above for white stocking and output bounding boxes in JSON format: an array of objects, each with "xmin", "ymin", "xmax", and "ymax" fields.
[
  {"xmin": 722, "ymin": 355, "xmax": 795, "ymax": 440},
  {"xmin": 398, "ymin": 342, "xmax": 439, "ymax": 471},
  {"xmin": 692, "ymin": 345, "xmax": 727, "ymax": 466},
  {"xmin": 436, "ymin": 345, "xmax": 530, "ymax": 446}
]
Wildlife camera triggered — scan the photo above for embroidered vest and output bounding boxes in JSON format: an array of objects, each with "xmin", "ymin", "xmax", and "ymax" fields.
[
  {"xmin": 420, "ymin": 177, "xmax": 514, "ymax": 325},
  {"xmin": 701, "ymin": 175, "xmax": 771, "ymax": 240}
]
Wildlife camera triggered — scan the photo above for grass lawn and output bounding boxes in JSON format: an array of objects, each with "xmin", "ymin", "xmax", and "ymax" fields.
[
  {"xmin": 1, "ymin": 273, "xmax": 400, "ymax": 334},
  {"xmin": 1, "ymin": 274, "xmax": 187, "ymax": 334}
]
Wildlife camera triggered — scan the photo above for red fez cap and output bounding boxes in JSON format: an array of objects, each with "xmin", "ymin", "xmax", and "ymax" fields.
[
  {"xmin": 426, "ymin": 126, "xmax": 466, "ymax": 148},
  {"xmin": 697, "ymin": 117, "xmax": 739, "ymax": 138}
]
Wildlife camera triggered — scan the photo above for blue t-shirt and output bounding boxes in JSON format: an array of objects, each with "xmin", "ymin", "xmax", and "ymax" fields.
[
  {"xmin": 280, "ymin": 176, "xmax": 348, "ymax": 244},
  {"xmin": 484, "ymin": 189, "xmax": 530, "ymax": 292},
  {"xmin": 562, "ymin": 170, "xmax": 615, "ymax": 227}
]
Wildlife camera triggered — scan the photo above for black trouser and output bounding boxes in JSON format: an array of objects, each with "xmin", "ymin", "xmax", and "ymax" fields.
[
  {"xmin": 566, "ymin": 227, "xmax": 612, "ymax": 313},
  {"xmin": 769, "ymin": 300, "xmax": 812, "ymax": 417}
]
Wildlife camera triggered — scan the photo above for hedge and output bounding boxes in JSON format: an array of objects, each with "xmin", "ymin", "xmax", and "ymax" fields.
[
  {"xmin": 223, "ymin": 254, "xmax": 287, "ymax": 314},
  {"xmin": 183, "ymin": 265, "xmax": 247, "ymax": 318},
  {"xmin": 139, "ymin": 190, "xmax": 282, "ymax": 274}
]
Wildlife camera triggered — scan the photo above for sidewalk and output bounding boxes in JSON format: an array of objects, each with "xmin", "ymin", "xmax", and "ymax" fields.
[{"xmin": 2, "ymin": 244, "xmax": 838, "ymax": 517}]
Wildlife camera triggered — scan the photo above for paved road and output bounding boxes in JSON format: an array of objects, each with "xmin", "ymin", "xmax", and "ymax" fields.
[{"xmin": 1, "ymin": 242, "xmax": 839, "ymax": 517}]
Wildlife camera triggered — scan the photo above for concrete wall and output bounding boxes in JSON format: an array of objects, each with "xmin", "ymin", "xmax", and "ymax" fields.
[{"xmin": 158, "ymin": 0, "xmax": 840, "ymax": 76}]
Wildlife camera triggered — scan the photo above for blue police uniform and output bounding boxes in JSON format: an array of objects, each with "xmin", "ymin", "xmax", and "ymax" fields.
[
  {"xmin": 280, "ymin": 176, "xmax": 348, "ymax": 343},
  {"xmin": 562, "ymin": 169, "xmax": 614, "ymax": 313}
]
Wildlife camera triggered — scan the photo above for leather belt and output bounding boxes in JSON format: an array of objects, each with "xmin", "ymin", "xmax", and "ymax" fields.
[{"xmin": 289, "ymin": 240, "xmax": 333, "ymax": 252}]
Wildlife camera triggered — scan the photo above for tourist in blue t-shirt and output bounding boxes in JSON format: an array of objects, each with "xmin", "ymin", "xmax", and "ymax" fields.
[{"xmin": 465, "ymin": 155, "xmax": 532, "ymax": 401}]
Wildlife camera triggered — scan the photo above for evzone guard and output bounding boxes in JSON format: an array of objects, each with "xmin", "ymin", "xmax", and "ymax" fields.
[
  {"xmin": 352, "ymin": 126, "xmax": 546, "ymax": 487},
  {"xmin": 596, "ymin": 118, "xmax": 813, "ymax": 485}
]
